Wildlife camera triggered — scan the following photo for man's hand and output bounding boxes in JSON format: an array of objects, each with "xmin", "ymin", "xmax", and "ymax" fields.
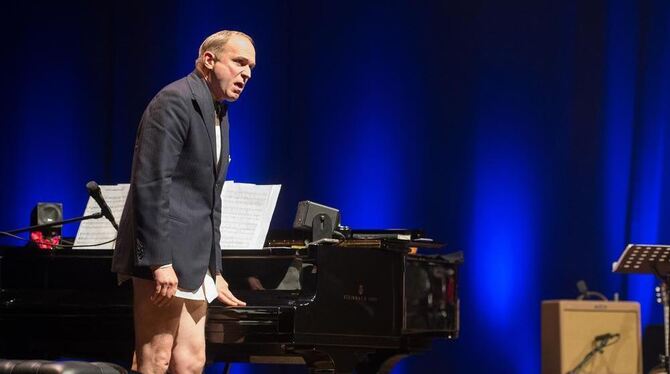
[
  {"xmin": 216, "ymin": 274, "xmax": 246, "ymax": 306},
  {"xmin": 151, "ymin": 265, "xmax": 178, "ymax": 307}
]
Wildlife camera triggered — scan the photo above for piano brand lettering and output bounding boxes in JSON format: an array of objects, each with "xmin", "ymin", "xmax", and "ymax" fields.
[{"xmin": 343, "ymin": 284, "xmax": 379, "ymax": 302}]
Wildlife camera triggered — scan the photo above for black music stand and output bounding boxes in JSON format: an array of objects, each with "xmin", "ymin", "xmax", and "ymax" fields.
[{"xmin": 613, "ymin": 243, "xmax": 670, "ymax": 374}]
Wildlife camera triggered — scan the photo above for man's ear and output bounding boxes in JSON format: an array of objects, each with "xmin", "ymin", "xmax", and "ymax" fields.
[{"xmin": 203, "ymin": 51, "xmax": 217, "ymax": 70}]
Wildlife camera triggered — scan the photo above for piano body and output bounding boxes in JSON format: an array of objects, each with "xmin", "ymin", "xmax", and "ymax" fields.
[{"xmin": 0, "ymin": 232, "xmax": 461, "ymax": 373}]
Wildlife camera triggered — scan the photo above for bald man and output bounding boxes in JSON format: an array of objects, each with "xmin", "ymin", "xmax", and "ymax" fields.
[{"xmin": 112, "ymin": 30, "xmax": 256, "ymax": 373}]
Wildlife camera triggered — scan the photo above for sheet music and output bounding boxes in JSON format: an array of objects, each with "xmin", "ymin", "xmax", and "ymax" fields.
[
  {"xmin": 74, "ymin": 184, "xmax": 129, "ymax": 249},
  {"xmin": 219, "ymin": 181, "xmax": 281, "ymax": 249}
]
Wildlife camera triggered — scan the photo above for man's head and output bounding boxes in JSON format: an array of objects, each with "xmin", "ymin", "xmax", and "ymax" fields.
[{"xmin": 196, "ymin": 30, "xmax": 256, "ymax": 102}]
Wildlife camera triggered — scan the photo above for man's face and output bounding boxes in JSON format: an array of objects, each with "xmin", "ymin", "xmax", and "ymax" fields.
[{"xmin": 205, "ymin": 35, "xmax": 256, "ymax": 102}]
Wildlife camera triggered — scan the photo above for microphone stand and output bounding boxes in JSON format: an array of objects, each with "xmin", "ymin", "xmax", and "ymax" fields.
[
  {"xmin": 661, "ymin": 275, "xmax": 670, "ymax": 374},
  {"xmin": 567, "ymin": 334, "xmax": 618, "ymax": 374},
  {"xmin": 4, "ymin": 212, "xmax": 106, "ymax": 235}
]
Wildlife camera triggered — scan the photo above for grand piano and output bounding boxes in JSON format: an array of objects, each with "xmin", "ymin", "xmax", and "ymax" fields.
[{"xmin": 0, "ymin": 230, "xmax": 462, "ymax": 373}]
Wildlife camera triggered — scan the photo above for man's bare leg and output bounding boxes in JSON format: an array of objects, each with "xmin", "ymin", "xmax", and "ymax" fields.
[
  {"xmin": 133, "ymin": 277, "xmax": 183, "ymax": 374},
  {"xmin": 169, "ymin": 299, "xmax": 208, "ymax": 373}
]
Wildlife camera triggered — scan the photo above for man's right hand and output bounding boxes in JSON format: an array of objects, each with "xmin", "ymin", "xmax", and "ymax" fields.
[{"xmin": 150, "ymin": 265, "xmax": 178, "ymax": 307}]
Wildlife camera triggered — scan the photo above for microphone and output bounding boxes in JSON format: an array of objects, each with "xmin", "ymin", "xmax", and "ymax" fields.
[
  {"xmin": 86, "ymin": 181, "xmax": 119, "ymax": 231},
  {"xmin": 576, "ymin": 279, "xmax": 608, "ymax": 301},
  {"xmin": 595, "ymin": 333, "xmax": 619, "ymax": 342},
  {"xmin": 577, "ymin": 280, "xmax": 588, "ymax": 295}
]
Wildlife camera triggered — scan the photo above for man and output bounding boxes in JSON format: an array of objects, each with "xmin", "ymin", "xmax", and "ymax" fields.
[{"xmin": 112, "ymin": 30, "xmax": 256, "ymax": 374}]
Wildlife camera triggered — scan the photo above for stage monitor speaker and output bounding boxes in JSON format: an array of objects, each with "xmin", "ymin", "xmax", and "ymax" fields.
[
  {"xmin": 31, "ymin": 202, "xmax": 63, "ymax": 228},
  {"xmin": 541, "ymin": 300, "xmax": 642, "ymax": 374}
]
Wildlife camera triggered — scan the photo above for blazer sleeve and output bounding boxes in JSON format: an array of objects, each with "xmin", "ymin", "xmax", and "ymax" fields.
[{"xmin": 132, "ymin": 88, "xmax": 189, "ymax": 267}]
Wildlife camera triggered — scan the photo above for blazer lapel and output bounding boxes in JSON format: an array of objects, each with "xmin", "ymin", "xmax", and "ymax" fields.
[
  {"xmin": 216, "ymin": 105, "xmax": 230, "ymax": 179},
  {"xmin": 187, "ymin": 71, "xmax": 217, "ymax": 172}
]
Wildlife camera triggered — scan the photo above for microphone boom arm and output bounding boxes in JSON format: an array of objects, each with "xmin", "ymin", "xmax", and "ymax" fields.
[{"xmin": 4, "ymin": 212, "xmax": 104, "ymax": 235}]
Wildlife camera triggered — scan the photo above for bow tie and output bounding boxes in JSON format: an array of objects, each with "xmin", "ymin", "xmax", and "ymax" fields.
[{"xmin": 214, "ymin": 101, "xmax": 226, "ymax": 118}]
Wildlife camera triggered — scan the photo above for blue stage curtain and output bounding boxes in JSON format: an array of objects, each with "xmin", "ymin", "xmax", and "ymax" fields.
[{"xmin": 0, "ymin": 1, "xmax": 669, "ymax": 373}]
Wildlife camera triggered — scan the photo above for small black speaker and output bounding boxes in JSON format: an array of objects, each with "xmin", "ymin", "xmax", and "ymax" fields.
[{"xmin": 31, "ymin": 202, "xmax": 63, "ymax": 228}]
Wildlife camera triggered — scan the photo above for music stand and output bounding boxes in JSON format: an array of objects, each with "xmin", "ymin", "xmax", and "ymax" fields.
[{"xmin": 613, "ymin": 243, "xmax": 670, "ymax": 374}]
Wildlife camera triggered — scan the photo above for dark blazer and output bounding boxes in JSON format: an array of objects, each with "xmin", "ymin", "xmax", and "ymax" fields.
[{"xmin": 112, "ymin": 71, "xmax": 230, "ymax": 291}]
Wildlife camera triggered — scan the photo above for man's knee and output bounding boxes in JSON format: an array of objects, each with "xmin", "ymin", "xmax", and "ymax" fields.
[
  {"xmin": 138, "ymin": 341, "xmax": 173, "ymax": 374},
  {"xmin": 170, "ymin": 346, "xmax": 206, "ymax": 374}
]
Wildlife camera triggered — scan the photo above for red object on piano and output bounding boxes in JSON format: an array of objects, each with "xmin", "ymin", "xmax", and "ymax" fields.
[{"xmin": 30, "ymin": 231, "xmax": 60, "ymax": 250}]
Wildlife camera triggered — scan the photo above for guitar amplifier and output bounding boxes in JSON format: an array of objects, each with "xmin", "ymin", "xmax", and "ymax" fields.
[{"xmin": 541, "ymin": 300, "xmax": 642, "ymax": 374}]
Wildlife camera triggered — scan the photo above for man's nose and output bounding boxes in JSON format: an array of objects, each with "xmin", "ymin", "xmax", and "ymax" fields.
[{"xmin": 241, "ymin": 67, "xmax": 251, "ymax": 81}]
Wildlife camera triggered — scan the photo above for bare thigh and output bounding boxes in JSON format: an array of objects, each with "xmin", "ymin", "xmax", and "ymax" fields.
[
  {"xmin": 169, "ymin": 299, "xmax": 208, "ymax": 373},
  {"xmin": 133, "ymin": 277, "xmax": 183, "ymax": 374}
]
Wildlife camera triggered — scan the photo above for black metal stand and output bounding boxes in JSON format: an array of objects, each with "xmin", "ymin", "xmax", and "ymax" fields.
[
  {"xmin": 613, "ymin": 244, "xmax": 670, "ymax": 374},
  {"xmin": 3, "ymin": 212, "xmax": 104, "ymax": 235},
  {"xmin": 567, "ymin": 335, "xmax": 620, "ymax": 374},
  {"xmin": 662, "ymin": 275, "xmax": 670, "ymax": 374}
]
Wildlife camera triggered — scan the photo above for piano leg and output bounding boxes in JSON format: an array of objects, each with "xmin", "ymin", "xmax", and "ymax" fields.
[
  {"xmin": 376, "ymin": 354, "xmax": 409, "ymax": 374},
  {"xmin": 294, "ymin": 347, "xmax": 399, "ymax": 374},
  {"xmin": 293, "ymin": 348, "xmax": 335, "ymax": 373},
  {"xmin": 354, "ymin": 351, "xmax": 409, "ymax": 374}
]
